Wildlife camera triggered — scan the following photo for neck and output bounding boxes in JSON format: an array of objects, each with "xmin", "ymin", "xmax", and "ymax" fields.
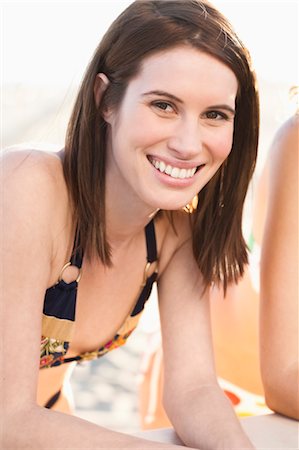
[{"xmin": 105, "ymin": 174, "xmax": 159, "ymax": 246}]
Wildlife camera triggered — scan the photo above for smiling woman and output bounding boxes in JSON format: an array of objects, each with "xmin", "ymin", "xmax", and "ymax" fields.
[{"xmin": 2, "ymin": 1, "xmax": 258, "ymax": 449}]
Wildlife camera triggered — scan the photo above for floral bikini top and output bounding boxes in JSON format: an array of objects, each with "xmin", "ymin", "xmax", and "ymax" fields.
[{"xmin": 40, "ymin": 220, "xmax": 158, "ymax": 369}]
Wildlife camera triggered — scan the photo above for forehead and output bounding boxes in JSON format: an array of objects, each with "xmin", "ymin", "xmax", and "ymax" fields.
[{"xmin": 127, "ymin": 46, "xmax": 238, "ymax": 103}]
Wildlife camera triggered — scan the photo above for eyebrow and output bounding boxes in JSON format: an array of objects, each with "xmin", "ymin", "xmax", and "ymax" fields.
[
  {"xmin": 206, "ymin": 104, "xmax": 236, "ymax": 115},
  {"xmin": 142, "ymin": 90, "xmax": 235, "ymax": 114},
  {"xmin": 142, "ymin": 90, "xmax": 184, "ymax": 104}
]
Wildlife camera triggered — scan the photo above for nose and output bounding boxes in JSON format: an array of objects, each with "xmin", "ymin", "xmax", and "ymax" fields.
[{"xmin": 167, "ymin": 117, "xmax": 202, "ymax": 160}]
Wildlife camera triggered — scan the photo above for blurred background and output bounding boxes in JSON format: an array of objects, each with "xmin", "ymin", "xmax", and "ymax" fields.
[{"xmin": 2, "ymin": 0, "xmax": 298, "ymax": 433}]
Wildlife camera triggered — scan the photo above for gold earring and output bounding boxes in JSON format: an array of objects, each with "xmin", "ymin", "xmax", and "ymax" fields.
[{"xmin": 183, "ymin": 194, "xmax": 198, "ymax": 214}]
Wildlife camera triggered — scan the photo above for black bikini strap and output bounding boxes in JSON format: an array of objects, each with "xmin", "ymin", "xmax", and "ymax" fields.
[
  {"xmin": 145, "ymin": 219, "xmax": 157, "ymax": 263},
  {"xmin": 70, "ymin": 220, "xmax": 156, "ymax": 268},
  {"xmin": 70, "ymin": 228, "xmax": 83, "ymax": 268},
  {"xmin": 44, "ymin": 389, "xmax": 61, "ymax": 409}
]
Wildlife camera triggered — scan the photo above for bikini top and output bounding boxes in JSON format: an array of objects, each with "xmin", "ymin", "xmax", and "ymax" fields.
[{"xmin": 40, "ymin": 220, "xmax": 158, "ymax": 369}]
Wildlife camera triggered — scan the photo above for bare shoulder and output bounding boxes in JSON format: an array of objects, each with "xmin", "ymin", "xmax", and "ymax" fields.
[
  {"xmin": 271, "ymin": 114, "xmax": 298, "ymax": 159},
  {"xmin": 1, "ymin": 148, "xmax": 69, "ymax": 213},
  {"xmin": 157, "ymin": 210, "xmax": 193, "ymax": 277},
  {"xmin": 2, "ymin": 147, "xmax": 65, "ymax": 186},
  {"xmin": 279, "ymin": 113, "xmax": 298, "ymax": 137},
  {"xmin": 1, "ymin": 148, "xmax": 75, "ymax": 290},
  {"xmin": 267, "ymin": 115, "xmax": 298, "ymax": 195},
  {"xmin": 1, "ymin": 148, "xmax": 72, "ymax": 268}
]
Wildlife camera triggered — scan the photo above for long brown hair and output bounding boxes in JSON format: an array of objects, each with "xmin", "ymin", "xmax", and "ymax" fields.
[{"xmin": 64, "ymin": 0, "xmax": 259, "ymax": 290}]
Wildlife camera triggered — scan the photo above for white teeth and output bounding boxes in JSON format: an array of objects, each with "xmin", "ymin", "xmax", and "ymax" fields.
[
  {"xmin": 179, "ymin": 169, "xmax": 187, "ymax": 179},
  {"xmin": 171, "ymin": 167, "xmax": 180, "ymax": 178},
  {"xmin": 165, "ymin": 164, "xmax": 172, "ymax": 175},
  {"xmin": 159, "ymin": 161, "xmax": 166, "ymax": 173},
  {"xmin": 150, "ymin": 158, "xmax": 198, "ymax": 179}
]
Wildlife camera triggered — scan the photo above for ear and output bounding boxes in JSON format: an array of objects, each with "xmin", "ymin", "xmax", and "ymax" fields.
[{"xmin": 94, "ymin": 72, "xmax": 110, "ymax": 109}]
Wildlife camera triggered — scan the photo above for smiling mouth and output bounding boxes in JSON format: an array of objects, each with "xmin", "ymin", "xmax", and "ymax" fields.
[{"xmin": 148, "ymin": 157, "xmax": 203, "ymax": 179}]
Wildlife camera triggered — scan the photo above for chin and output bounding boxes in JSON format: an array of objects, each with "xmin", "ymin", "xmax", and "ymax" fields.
[
  {"xmin": 141, "ymin": 188, "xmax": 195, "ymax": 213},
  {"xmin": 154, "ymin": 200, "xmax": 187, "ymax": 212}
]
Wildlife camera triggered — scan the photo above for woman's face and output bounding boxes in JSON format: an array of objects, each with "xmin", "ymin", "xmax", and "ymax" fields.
[{"xmin": 104, "ymin": 45, "xmax": 238, "ymax": 211}]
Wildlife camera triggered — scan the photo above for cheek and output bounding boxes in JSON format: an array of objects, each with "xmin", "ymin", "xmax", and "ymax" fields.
[
  {"xmin": 210, "ymin": 127, "xmax": 234, "ymax": 160},
  {"xmin": 117, "ymin": 109, "xmax": 166, "ymax": 149}
]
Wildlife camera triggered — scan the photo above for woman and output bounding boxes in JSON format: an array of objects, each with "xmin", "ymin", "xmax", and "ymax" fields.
[{"xmin": 2, "ymin": 1, "xmax": 258, "ymax": 448}]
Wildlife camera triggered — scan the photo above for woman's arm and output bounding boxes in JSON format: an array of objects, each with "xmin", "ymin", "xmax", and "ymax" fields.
[
  {"xmin": 1, "ymin": 151, "xmax": 195, "ymax": 450},
  {"xmin": 260, "ymin": 115, "xmax": 299, "ymax": 419},
  {"xmin": 158, "ymin": 214, "xmax": 255, "ymax": 450}
]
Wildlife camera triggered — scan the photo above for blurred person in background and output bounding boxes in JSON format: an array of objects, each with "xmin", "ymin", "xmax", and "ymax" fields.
[
  {"xmin": 259, "ymin": 103, "xmax": 298, "ymax": 420},
  {"xmin": 2, "ymin": 1, "xmax": 259, "ymax": 448}
]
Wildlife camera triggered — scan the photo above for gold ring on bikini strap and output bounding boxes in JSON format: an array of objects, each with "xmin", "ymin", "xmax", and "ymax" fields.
[
  {"xmin": 142, "ymin": 260, "xmax": 158, "ymax": 287},
  {"xmin": 58, "ymin": 262, "xmax": 82, "ymax": 283}
]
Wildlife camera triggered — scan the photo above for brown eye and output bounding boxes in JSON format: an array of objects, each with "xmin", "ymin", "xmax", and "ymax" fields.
[
  {"xmin": 205, "ymin": 110, "xmax": 228, "ymax": 120},
  {"xmin": 152, "ymin": 101, "xmax": 175, "ymax": 113}
]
